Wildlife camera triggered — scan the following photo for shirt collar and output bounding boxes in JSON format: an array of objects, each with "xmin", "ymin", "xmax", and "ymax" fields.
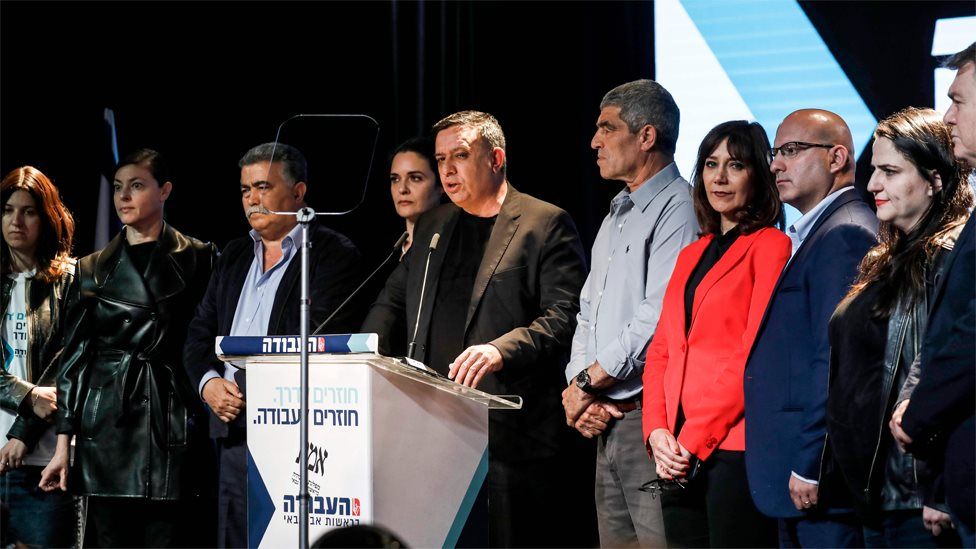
[
  {"xmin": 249, "ymin": 221, "xmax": 305, "ymax": 253},
  {"xmin": 789, "ymin": 186, "xmax": 854, "ymax": 242},
  {"xmin": 614, "ymin": 162, "xmax": 682, "ymax": 211}
]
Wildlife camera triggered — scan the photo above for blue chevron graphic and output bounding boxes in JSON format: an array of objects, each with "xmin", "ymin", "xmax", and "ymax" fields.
[
  {"xmin": 2, "ymin": 337, "xmax": 12, "ymax": 371},
  {"xmin": 680, "ymin": 0, "xmax": 877, "ymax": 157},
  {"xmin": 247, "ymin": 448, "xmax": 276, "ymax": 549},
  {"xmin": 444, "ymin": 447, "xmax": 489, "ymax": 548}
]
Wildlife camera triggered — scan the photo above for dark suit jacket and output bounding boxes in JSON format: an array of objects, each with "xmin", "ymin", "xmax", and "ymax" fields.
[
  {"xmin": 643, "ymin": 228, "xmax": 790, "ymax": 460},
  {"xmin": 362, "ymin": 185, "xmax": 587, "ymax": 462},
  {"xmin": 743, "ymin": 190, "xmax": 878, "ymax": 518},
  {"xmin": 183, "ymin": 221, "xmax": 362, "ymax": 438},
  {"xmin": 902, "ymin": 214, "xmax": 975, "ymax": 529}
]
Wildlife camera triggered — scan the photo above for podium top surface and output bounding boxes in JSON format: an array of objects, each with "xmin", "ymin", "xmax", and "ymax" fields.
[{"xmin": 221, "ymin": 351, "xmax": 522, "ymax": 410}]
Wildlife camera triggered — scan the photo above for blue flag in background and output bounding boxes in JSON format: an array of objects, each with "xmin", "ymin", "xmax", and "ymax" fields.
[{"xmin": 94, "ymin": 107, "xmax": 121, "ymax": 250}]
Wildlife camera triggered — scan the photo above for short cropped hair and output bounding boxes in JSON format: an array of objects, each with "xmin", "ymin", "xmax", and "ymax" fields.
[
  {"xmin": 944, "ymin": 42, "xmax": 975, "ymax": 74},
  {"xmin": 117, "ymin": 148, "xmax": 169, "ymax": 185},
  {"xmin": 432, "ymin": 110, "xmax": 507, "ymax": 171},
  {"xmin": 239, "ymin": 142, "xmax": 308, "ymax": 184},
  {"xmin": 600, "ymin": 79, "xmax": 680, "ymax": 155}
]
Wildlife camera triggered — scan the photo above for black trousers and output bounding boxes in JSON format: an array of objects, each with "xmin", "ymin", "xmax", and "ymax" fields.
[
  {"xmin": 217, "ymin": 433, "xmax": 248, "ymax": 549},
  {"xmin": 660, "ymin": 449, "xmax": 776, "ymax": 548},
  {"xmin": 86, "ymin": 496, "xmax": 214, "ymax": 548},
  {"xmin": 487, "ymin": 438, "xmax": 597, "ymax": 549}
]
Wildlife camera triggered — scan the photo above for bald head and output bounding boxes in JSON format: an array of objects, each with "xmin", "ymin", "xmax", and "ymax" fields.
[
  {"xmin": 771, "ymin": 109, "xmax": 856, "ymax": 214},
  {"xmin": 783, "ymin": 109, "xmax": 855, "ymax": 172}
]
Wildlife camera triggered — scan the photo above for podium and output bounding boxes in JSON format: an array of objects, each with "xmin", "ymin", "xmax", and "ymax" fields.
[{"xmin": 217, "ymin": 338, "xmax": 520, "ymax": 548}]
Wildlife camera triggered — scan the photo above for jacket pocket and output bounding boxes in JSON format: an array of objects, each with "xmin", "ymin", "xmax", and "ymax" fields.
[
  {"xmin": 80, "ymin": 357, "xmax": 122, "ymax": 440},
  {"xmin": 80, "ymin": 386, "xmax": 107, "ymax": 440},
  {"xmin": 167, "ymin": 390, "xmax": 188, "ymax": 447}
]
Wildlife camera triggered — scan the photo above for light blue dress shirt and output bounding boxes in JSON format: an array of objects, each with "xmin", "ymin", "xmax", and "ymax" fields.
[
  {"xmin": 197, "ymin": 223, "xmax": 303, "ymax": 394},
  {"xmin": 566, "ymin": 163, "xmax": 699, "ymax": 400}
]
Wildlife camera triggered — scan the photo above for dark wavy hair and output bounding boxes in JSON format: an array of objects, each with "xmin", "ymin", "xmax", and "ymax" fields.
[
  {"xmin": 848, "ymin": 107, "xmax": 974, "ymax": 315},
  {"xmin": 691, "ymin": 120, "xmax": 783, "ymax": 235},
  {"xmin": 1, "ymin": 166, "xmax": 75, "ymax": 282}
]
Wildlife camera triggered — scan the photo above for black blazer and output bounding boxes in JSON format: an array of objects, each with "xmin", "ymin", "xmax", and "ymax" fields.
[
  {"xmin": 362, "ymin": 185, "xmax": 587, "ymax": 461},
  {"xmin": 183, "ymin": 221, "xmax": 362, "ymax": 438},
  {"xmin": 902, "ymin": 214, "xmax": 975, "ymax": 529}
]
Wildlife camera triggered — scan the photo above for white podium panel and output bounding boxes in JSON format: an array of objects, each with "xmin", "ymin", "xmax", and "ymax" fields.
[
  {"xmin": 247, "ymin": 359, "xmax": 373, "ymax": 547},
  {"xmin": 236, "ymin": 353, "xmax": 517, "ymax": 548}
]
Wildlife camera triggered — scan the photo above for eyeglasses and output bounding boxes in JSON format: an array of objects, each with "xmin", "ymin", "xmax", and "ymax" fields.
[
  {"xmin": 639, "ymin": 477, "xmax": 687, "ymax": 499},
  {"xmin": 770, "ymin": 141, "xmax": 835, "ymax": 159}
]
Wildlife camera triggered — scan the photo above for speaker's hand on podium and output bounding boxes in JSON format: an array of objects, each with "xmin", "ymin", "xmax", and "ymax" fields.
[
  {"xmin": 203, "ymin": 378, "xmax": 246, "ymax": 423},
  {"xmin": 449, "ymin": 344, "xmax": 503, "ymax": 389}
]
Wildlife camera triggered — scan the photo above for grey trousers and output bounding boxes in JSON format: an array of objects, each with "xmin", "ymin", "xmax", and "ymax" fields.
[{"xmin": 595, "ymin": 407, "xmax": 666, "ymax": 548}]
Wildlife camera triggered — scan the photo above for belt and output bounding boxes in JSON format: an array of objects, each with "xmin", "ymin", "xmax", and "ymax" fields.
[{"xmin": 606, "ymin": 392, "xmax": 642, "ymax": 413}]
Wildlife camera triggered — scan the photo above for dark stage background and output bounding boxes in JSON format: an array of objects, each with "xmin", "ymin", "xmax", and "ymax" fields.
[
  {"xmin": 3, "ymin": 1, "xmax": 971, "ymax": 261},
  {"xmin": 0, "ymin": 1, "xmax": 972, "ymax": 544}
]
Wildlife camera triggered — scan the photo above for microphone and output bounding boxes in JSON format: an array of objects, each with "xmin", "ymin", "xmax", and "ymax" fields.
[
  {"xmin": 407, "ymin": 233, "xmax": 440, "ymax": 360},
  {"xmin": 312, "ymin": 231, "xmax": 409, "ymax": 335}
]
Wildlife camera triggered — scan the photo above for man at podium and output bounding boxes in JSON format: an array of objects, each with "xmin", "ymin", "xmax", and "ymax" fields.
[
  {"xmin": 183, "ymin": 143, "xmax": 362, "ymax": 548},
  {"xmin": 363, "ymin": 110, "xmax": 588, "ymax": 547}
]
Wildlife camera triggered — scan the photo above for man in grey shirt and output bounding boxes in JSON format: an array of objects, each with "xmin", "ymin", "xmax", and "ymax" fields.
[{"xmin": 562, "ymin": 79, "xmax": 698, "ymax": 547}]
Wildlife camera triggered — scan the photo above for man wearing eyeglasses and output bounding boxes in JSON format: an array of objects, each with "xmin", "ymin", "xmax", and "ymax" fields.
[{"xmin": 743, "ymin": 109, "xmax": 877, "ymax": 547}]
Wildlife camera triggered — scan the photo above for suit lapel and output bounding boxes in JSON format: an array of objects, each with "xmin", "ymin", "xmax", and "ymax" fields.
[
  {"xmin": 270, "ymin": 235, "xmax": 304, "ymax": 334},
  {"xmin": 779, "ymin": 190, "xmax": 859, "ymax": 282},
  {"xmin": 413, "ymin": 208, "xmax": 460, "ymax": 353},
  {"xmin": 464, "ymin": 186, "xmax": 521, "ymax": 334},
  {"xmin": 929, "ymin": 215, "xmax": 974, "ymax": 313},
  {"xmin": 93, "ymin": 231, "xmax": 152, "ymax": 307},
  {"xmin": 690, "ymin": 232, "xmax": 755, "ymax": 328},
  {"xmin": 222, "ymin": 241, "xmax": 254, "ymax": 335},
  {"xmin": 670, "ymin": 236, "xmax": 710, "ymax": 342},
  {"xmin": 744, "ymin": 191, "xmax": 861, "ymax": 369},
  {"xmin": 142, "ymin": 224, "xmax": 187, "ymax": 304}
]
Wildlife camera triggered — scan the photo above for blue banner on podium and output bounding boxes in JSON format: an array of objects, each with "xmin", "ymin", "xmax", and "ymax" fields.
[{"xmin": 215, "ymin": 333, "xmax": 378, "ymax": 358}]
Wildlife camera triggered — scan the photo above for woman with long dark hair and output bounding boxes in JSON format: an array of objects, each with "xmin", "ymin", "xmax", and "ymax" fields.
[
  {"xmin": 825, "ymin": 107, "xmax": 972, "ymax": 547},
  {"xmin": 642, "ymin": 120, "xmax": 787, "ymax": 547},
  {"xmin": 39, "ymin": 149, "xmax": 217, "ymax": 547},
  {"xmin": 0, "ymin": 166, "xmax": 76, "ymax": 547}
]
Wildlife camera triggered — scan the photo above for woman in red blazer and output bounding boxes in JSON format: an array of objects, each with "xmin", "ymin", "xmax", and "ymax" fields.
[{"xmin": 642, "ymin": 121, "xmax": 790, "ymax": 547}]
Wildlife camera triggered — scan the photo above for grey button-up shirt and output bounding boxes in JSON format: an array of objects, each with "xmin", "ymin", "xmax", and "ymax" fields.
[{"xmin": 566, "ymin": 163, "xmax": 699, "ymax": 399}]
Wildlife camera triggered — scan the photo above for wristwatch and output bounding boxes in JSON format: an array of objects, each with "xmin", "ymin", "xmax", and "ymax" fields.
[{"xmin": 575, "ymin": 369, "xmax": 597, "ymax": 395}]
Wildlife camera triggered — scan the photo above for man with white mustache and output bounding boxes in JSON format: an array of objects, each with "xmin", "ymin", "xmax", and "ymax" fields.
[{"xmin": 183, "ymin": 143, "xmax": 362, "ymax": 547}]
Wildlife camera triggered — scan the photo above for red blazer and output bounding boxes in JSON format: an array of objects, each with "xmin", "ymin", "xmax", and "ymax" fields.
[{"xmin": 642, "ymin": 227, "xmax": 790, "ymax": 461}]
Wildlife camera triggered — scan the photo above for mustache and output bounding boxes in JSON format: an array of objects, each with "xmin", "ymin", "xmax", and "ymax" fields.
[{"xmin": 246, "ymin": 205, "xmax": 271, "ymax": 218}]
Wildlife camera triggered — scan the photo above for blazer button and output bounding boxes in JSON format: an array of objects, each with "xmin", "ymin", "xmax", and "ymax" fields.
[
  {"xmin": 137, "ymin": 353, "xmax": 148, "ymax": 361},
  {"xmin": 705, "ymin": 437, "xmax": 717, "ymax": 449},
  {"xmin": 149, "ymin": 313, "xmax": 158, "ymax": 321},
  {"xmin": 680, "ymin": 343, "xmax": 687, "ymax": 353},
  {"xmin": 123, "ymin": 316, "xmax": 131, "ymax": 323}
]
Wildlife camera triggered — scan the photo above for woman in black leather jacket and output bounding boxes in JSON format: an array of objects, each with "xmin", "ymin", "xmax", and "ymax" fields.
[
  {"xmin": 825, "ymin": 107, "xmax": 973, "ymax": 547},
  {"xmin": 38, "ymin": 149, "xmax": 217, "ymax": 547},
  {"xmin": 0, "ymin": 166, "xmax": 76, "ymax": 547}
]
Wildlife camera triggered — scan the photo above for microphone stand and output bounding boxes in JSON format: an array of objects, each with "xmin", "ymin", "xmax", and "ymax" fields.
[{"xmin": 297, "ymin": 206, "xmax": 315, "ymax": 549}]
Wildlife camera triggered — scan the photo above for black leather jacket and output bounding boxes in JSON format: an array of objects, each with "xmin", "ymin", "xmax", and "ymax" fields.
[
  {"xmin": 0, "ymin": 263, "xmax": 74, "ymax": 449},
  {"xmin": 56, "ymin": 225, "xmax": 216, "ymax": 499},
  {"xmin": 825, "ymin": 230, "xmax": 958, "ymax": 516}
]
